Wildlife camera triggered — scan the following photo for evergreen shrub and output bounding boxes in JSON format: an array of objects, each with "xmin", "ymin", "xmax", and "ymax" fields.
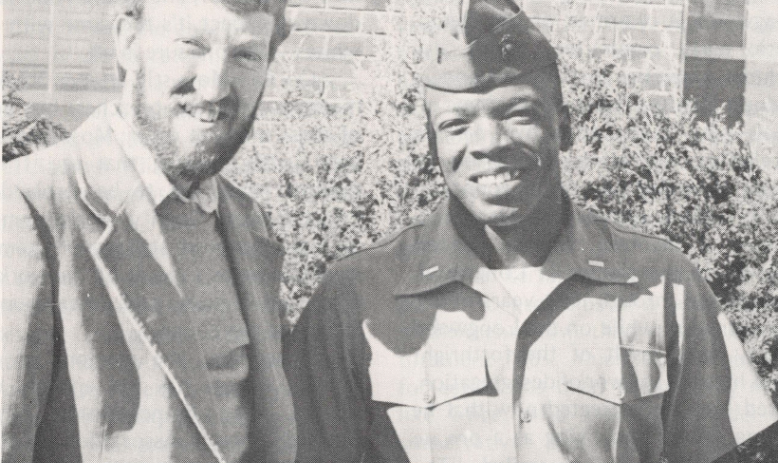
[{"xmin": 3, "ymin": 73, "xmax": 69, "ymax": 162}]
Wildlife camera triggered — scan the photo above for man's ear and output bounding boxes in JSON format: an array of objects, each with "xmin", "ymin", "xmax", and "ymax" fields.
[
  {"xmin": 558, "ymin": 105, "xmax": 573, "ymax": 152},
  {"xmin": 113, "ymin": 14, "xmax": 141, "ymax": 82},
  {"xmin": 426, "ymin": 117, "xmax": 439, "ymax": 166},
  {"xmin": 423, "ymin": 93, "xmax": 440, "ymax": 166}
]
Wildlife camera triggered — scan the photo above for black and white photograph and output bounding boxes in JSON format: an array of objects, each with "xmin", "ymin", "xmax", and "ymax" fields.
[{"xmin": 3, "ymin": 0, "xmax": 778, "ymax": 462}]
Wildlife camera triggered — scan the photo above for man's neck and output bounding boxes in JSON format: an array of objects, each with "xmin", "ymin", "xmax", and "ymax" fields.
[
  {"xmin": 170, "ymin": 177, "xmax": 196, "ymax": 197},
  {"xmin": 452, "ymin": 191, "xmax": 566, "ymax": 270}
]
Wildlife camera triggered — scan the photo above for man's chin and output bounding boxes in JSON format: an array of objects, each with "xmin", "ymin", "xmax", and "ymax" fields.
[
  {"xmin": 163, "ymin": 150, "xmax": 234, "ymax": 183},
  {"xmin": 168, "ymin": 129, "xmax": 249, "ymax": 179},
  {"xmin": 454, "ymin": 197, "xmax": 524, "ymax": 226}
]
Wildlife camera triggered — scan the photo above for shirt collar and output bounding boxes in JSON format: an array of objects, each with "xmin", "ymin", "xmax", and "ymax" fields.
[
  {"xmin": 393, "ymin": 193, "xmax": 638, "ymax": 297},
  {"xmin": 106, "ymin": 102, "xmax": 219, "ymax": 215}
]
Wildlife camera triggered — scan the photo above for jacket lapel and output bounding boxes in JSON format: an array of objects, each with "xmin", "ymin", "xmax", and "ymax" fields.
[
  {"xmin": 217, "ymin": 180, "xmax": 296, "ymax": 463},
  {"xmin": 73, "ymin": 105, "xmax": 226, "ymax": 463}
]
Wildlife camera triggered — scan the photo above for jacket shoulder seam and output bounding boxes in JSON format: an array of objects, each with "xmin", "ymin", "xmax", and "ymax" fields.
[
  {"xmin": 593, "ymin": 217, "xmax": 680, "ymax": 249},
  {"xmin": 335, "ymin": 222, "xmax": 425, "ymax": 263}
]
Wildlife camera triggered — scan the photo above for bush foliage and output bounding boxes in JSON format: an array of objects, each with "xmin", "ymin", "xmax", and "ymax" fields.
[
  {"xmin": 226, "ymin": 0, "xmax": 778, "ymax": 459},
  {"xmin": 225, "ymin": 1, "xmax": 448, "ymax": 320},
  {"xmin": 3, "ymin": 73, "xmax": 69, "ymax": 162},
  {"xmin": 554, "ymin": 35, "xmax": 778, "ymax": 461}
]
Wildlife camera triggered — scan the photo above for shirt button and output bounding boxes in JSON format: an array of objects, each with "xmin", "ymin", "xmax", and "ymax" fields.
[
  {"xmin": 423, "ymin": 387, "xmax": 435, "ymax": 404},
  {"xmin": 520, "ymin": 408, "xmax": 532, "ymax": 423},
  {"xmin": 615, "ymin": 385, "xmax": 626, "ymax": 400}
]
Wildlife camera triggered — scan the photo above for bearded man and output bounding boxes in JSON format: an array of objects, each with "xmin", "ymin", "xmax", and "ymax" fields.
[
  {"xmin": 285, "ymin": 1, "xmax": 778, "ymax": 462},
  {"xmin": 3, "ymin": 0, "xmax": 294, "ymax": 461}
]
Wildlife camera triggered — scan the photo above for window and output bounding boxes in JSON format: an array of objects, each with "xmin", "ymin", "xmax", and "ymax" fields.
[{"xmin": 683, "ymin": 0, "xmax": 747, "ymax": 125}]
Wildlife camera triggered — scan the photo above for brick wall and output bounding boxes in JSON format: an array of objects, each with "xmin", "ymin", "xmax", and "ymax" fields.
[
  {"xmin": 3, "ymin": 0, "xmax": 685, "ymax": 123},
  {"xmin": 520, "ymin": 0, "xmax": 685, "ymax": 110},
  {"xmin": 744, "ymin": 0, "xmax": 778, "ymax": 170},
  {"xmin": 268, "ymin": 0, "xmax": 686, "ymax": 108},
  {"xmin": 266, "ymin": 0, "xmax": 390, "ymax": 101},
  {"xmin": 4, "ymin": 0, "xmax": 119, "ymax": 105}
]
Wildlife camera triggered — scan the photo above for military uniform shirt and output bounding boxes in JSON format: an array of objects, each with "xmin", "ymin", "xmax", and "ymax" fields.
[{"xmin": 285, "ymin": 196, "xmax": 778, "ymax": 463}]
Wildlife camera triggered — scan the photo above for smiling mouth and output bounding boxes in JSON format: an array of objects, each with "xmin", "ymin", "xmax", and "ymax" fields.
[
  {"xmin": 473, "ymin": 168, "xmax": 522, "ymax": 186},
  {"xmin": 180, "ymin": 103, "xmax": 224, "ymax": 123}
]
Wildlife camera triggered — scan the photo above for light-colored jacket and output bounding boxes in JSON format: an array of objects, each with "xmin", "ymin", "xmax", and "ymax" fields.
[{"xmin": 3, "ymin": 106, "xmax": 296, "ymax": 463}]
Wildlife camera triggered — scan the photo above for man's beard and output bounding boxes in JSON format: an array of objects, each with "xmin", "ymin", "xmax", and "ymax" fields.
[{"xmin": 130, "ymin": 66, "xmax": 259, "ymax": 185}]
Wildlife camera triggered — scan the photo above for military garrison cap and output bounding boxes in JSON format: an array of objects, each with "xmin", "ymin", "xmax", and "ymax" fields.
[{"xmin": 421, "ymin": 0, "xmax": 558, "ymax": 91}]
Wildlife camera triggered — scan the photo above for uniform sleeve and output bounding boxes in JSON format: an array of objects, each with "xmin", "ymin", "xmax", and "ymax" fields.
[
  {"xmin": 284, "ymin": 270, "xmax": 370, "ymax": 463},
  {"xmin": 2, "ymin": 181, "xmax": 56, "ymax": 462},
  {"xmin": 662, "ymin": 258, "xmax": 778, "ymax": 463}
]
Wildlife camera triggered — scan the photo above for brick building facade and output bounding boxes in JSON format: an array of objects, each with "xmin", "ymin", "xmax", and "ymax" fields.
[{"xmin": 3, "ymin": 0, "xmax": 776, "ymax": 167}]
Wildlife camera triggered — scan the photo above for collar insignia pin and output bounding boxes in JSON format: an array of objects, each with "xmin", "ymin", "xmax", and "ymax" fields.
[
  {"xmin": 588, "ymin": 260, "xmax": 605, "ymax": 267},
  {"xmin": 423, "ymin": 266, "xmax": 440, "ymax": 276}
]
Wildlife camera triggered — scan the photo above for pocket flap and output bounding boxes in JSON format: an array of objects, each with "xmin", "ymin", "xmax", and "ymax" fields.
[
  {"xmin": 564, "ymin": 345, "xmax": 669, "ymax": 405},
  {"xmin": 370, "ymin": 346, "xmax": 488, "ymax": 409}
]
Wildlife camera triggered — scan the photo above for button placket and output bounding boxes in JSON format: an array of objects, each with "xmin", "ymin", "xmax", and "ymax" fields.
[
  {"xmin": 615, "ymin": 385, "xmax": 626, "ymax": 401},
  {"xmin": 423, "ymin": 385, "xmax": 435, "ymax": 405},
  {"xmin": 516, "ymin": 405, "xmax": 532, "ymax": 424}
]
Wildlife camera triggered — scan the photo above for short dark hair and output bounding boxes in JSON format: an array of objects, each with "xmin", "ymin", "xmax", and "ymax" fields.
[{"xmin": 114, "ymin": 0, "xmax": 290, "ymax": 81}]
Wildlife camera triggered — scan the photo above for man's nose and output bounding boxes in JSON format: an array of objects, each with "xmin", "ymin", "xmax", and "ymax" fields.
[
  {"xmin": 194, "ymin": 53, "xmax": 230, "ymax": 102},
  {"xmin": 467, "ymin": 118, "xmax": 512, "ymax": 158}
]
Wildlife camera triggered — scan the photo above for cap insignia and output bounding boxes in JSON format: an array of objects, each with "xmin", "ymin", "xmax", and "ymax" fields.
[{"xmin": 500, "ymin": 34, "xmax": 519, "ymax": 61}]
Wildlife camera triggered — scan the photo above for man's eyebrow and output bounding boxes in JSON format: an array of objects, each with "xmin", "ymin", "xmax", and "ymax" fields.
[
  {"xmin": 429, "ymin": 98, "xmax": 476, "ymax": 117},
  {"xmin": 498, "ymin": 94, "xmax": 544, "ymax": 109},
  {"xmin": 234, "ymin": 37, "xmax": 268, "ymax": 48},
  {"xmin": 431, "ymin": 107, "xmax": 474, "ymax": 125}
]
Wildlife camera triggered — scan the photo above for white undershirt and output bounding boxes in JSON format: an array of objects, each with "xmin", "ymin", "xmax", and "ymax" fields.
[{"xmin": 474, "ymin": 265, "xmax": 571, "ymax": 329}]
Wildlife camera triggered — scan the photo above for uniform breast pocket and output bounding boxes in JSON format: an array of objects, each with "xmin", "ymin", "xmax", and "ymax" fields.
[
  {"xmin": 560, "ymin": 345, "xmax": 669, "ymax": 463},
  {"xmin": 369, "ymin": 342, "xmax": 489, "ymax": 463},
  {"xmin": 563, "ymin": 345, "xmax": 669, "ymax": 404}
]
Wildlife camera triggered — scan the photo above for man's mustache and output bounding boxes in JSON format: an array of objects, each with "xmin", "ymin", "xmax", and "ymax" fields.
[{"xmin": 172, "ymin": 81, "xmax": 238, "ymax": 117}]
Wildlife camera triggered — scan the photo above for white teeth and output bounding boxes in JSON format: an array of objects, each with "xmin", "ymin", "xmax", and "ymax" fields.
[
  {"xmin": 476, "ymin": 169, "xmax": 520, "ymax": 185},
  {"xmin": 187, "ymin": 107, "xmax": 220, "ymax": 123}
]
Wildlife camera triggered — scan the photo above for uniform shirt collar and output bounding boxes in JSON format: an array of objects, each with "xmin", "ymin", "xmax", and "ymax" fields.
[
  {"xmin": 393, "ymin": 193, "xmax": 637, "ymax": 296},
  {"xmin": 106, "ymin": 102, "xmax": 219, "ymax": 215}
]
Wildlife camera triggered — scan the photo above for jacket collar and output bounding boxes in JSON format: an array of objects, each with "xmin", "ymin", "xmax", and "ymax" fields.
[
  {"xmin": 73, "ymin": 104, "xmax": 145, "ymax": 220},
  {"xmin": 72, "ymin": 104, "xmax": 182, "ymax": 291},
  {"xmin": 393, "ymin": 193, "xmax": 638, "ymax": 296}
]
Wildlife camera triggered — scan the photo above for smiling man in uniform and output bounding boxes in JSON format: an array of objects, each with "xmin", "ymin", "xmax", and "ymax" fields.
[
  {"xmin": 285, "ymin": 1, "xmax": 778, "ymax": 462},
  {"xmin": 3, "ymin": 0, "xmax": 294, "ymax": 462}
]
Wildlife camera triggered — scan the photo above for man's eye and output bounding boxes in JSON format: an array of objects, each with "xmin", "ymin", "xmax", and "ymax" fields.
[
  {"xmin": 438, "ymin": 120, "xmax": 468, "ymax": 135},
  {"xmin": 505, "ymin": 110, "xmax": 537, "ymax": 124},
  {"xmin": 178, "ymin": 39, "xmax": 207, "ymax": 54},
  {"xmin": 235, "ymin": 50, "xmax": 265, "ymax": 68}
]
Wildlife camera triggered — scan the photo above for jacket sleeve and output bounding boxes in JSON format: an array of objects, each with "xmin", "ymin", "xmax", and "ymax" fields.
[
  {"xmin": 284, "ymin": 269, "xmax": 370, "ymax": 463},
  {"xmin": 2, "ymin": 181, "xmax": 56, "ymax": 462},
  {"xmin": 662, "ymin": 257, "xmax": 778, "ymax": 463}
]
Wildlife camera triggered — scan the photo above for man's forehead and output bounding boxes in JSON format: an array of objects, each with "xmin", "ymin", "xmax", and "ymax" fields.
[
  {"xmin": 143, "ymin": 0, "xmax": 274, "ymax": 40},
  {"xmin": 426, "ymin": 72, "xmax": 557, "ymax": 114}
]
